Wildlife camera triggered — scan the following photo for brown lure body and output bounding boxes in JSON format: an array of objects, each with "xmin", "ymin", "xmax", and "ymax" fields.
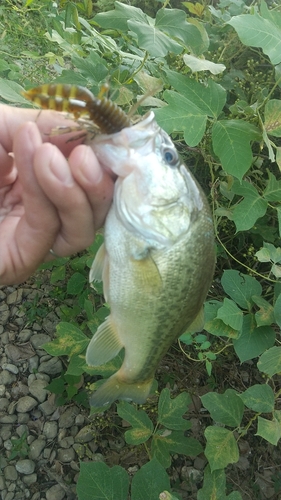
[{"xmin": 22, "ymin": 83, "xmax": 131, "ymax": 134}]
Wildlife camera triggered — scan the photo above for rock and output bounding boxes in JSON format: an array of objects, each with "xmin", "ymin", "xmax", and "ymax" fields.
[
  {"xmin": 1, "ymin": 364, "xmax": 19, "ymax": 375},
  {"xmin": 43, "ymin": 421, "xmax": 58, "ymax": 440},
  {"xmin": 17, "ymin": 330, "xmax": 32, "ymax": 342},
  {"xmin": 30, "ymin": 334, "xmax": 51, "ymax": 350},
  {"xmin": 0, "ymin": 370, "xmax": 16, "ymax": 385},
  {"xmin": 59, "ymin": 407, "xmax": 79, "ymax": 429},
  {"xmin": 16, "ymin": 396, "xmax": 37, "ymax": 413},
  {"xmin": 15, "ymin": 459, "xmax": 35, "ymax": 475},
  {"xmin": 0, "ymin": 385, "xmax": 5, "ymax": 397},
  {"xmin": 75, "ymin": 426, "xmax": 95, "ymax": 444},
  {"xmin": 4, "ymin": 344, "xmax": 35, "ymax": 363},
  {"xmin": 38, "ymin": 357, "xmax": 63, "ymax": 375},
  {"xmin": 28, "ymin": 438, "xmax": 46, "ymax": 460},
  {"xmin": 4, "ymin": 465, "xmax": 18, "ymax": 481},
  {"xmin": 6, "ymin": 289, "xmax": 23, "ymax": 305},
  {"xmin": 39, "ymin": 400, "xmax": 57, "ymax": 416},
  {"xmin": 59, "ymin": 436, "xmax": 74, "ymax": 448},
  {"xmin": 0, "ymin": 415, "xmax": 17, "ymax": 424},
  {"xmin": 0, "ymin": 474, "xmax": 6, "ymax": 490},
  {"xmin": 46, "ymin": 484, "xmax": 65, "ymax": 500},
  {"xmin": 0, "ymin": 303, "xmax": 9, "ymax": 325},
  {"xmin": 57, "ymin": 447, "xmax": 75, "ymax": 463},
  {"xmin": 0, "ymin": 398, "xmax": 9, "ymax": 411},
  {"xmin": 28, "ymin": 379, "xmax": 48, "ymax": 403},
  {"xmin": 22, "ymin": 473, "xmax": 37, "ymax": 485}
]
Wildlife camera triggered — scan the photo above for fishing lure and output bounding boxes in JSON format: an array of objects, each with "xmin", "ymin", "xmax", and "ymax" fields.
[{"xmin": 22, "ymin": 83, "xmax": 131, "ymax": 134}]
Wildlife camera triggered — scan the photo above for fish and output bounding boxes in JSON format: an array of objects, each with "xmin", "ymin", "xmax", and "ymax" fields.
[{"xmin": 86, "ymin": 110, "xmax": 215, "ymax": 407}]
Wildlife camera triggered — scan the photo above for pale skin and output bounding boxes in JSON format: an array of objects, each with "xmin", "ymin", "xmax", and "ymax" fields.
[{"xmin": 0, "ymin": 105, "xmax": 114, "ymax": 286}]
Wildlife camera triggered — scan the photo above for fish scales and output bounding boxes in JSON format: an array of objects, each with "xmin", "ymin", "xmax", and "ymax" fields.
[{"xmin": 86, "ymin": 111, "xmax": 215, "ymax": 407}]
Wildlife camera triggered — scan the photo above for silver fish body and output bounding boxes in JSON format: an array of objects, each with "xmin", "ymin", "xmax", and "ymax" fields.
[{"xmin": 86, "ymin": 111, "xmax": 215, "ymax": 407}]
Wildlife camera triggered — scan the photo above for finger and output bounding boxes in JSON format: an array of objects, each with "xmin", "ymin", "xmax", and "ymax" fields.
[
  {"xmin": 68, "ymin": 145, "xmax": 114, "ymax": 230},
  {"xmin": 34, "ymin": 143, "xmax": 98, "ymax": 256}
]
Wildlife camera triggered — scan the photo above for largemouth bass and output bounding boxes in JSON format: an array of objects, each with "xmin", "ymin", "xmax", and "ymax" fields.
[{"xmin": 86, "ymin": 111, "xmax": 215, "ymax": 407}]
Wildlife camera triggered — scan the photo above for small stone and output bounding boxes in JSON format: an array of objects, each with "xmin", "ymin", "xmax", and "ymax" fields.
[
  {"xmin": 46, "ymin": 484, "xmax": 65, "ymax": 500},
  {"xmin": 22, "ymin": 473, "xmax": 37, "ymax": 485},
  {"xmin": 2, "ymin": 364, "xmax": 18, "ymax": 375},
  {"xmin": 15, "ymin": 459, "xmax": 35, "ymax": 475},
  {"xmin": 6, "ymin": 289, "xmax": 23, "ymax": 305},
  {"xmin": 0, "ymin": 370, "xmax": 16, "ymax": 385},
  {"xmin": 38, "ymin": 400, "xmax": 57, "ymax": 416},
  {"xmin": 4, "ymin": 492, "xmax": 14, "ymax": 500},
  {"xmin": 4, "ymin": 465, "xmax": 18, "ymax": 481},
  {"xmin": 38, "ymin": 357, "xmax": 63, "ymax": 375},
  {"xmin": 0, "ymin": 425, "xmax": 12, "ymax": 441},
  {"xmin": 30, "ymin": 493, "xmax": 40, "ymax": 500},
  {"xmin": 17, "ymin": 329, "xmax": 32, "ymax": 342},
  {"xmin": 0, "ymin": 475, "xmax": 6, "ymax": 490},
  {"xmin": 17, "ymin": 413, "xmax": 29, "ymax": 424},
  {"xmin": 28, "ymin": 379, "xmax": 48, "ymax": 403},
  {"xmin": 43, "ymin": 421, "xmax": 58, "ymax": 440},
  {"xmin": 0, "ymin": 398, "xmax": 9, "ymax": 411},
  {"xmin": 59, "ymin": 436, "xmax": 74, "ymax": 448},
  {"xmin": 75, "ymin": 425, "xmax": 95, "ymax": 444},
  {"xmin": 28, "ymin": 356, "xmax": 39, "ymax": 372},
  {"xmin": 57, "ymin": 448, "xmax": 75, "ymax": 463},
  {"xmin": 59, "ymin": 407, "xmax": 79, "ymax": 429},
  {"xmin": 16, "ymin": 396, "xmax": 37, "ymax": 413},
  {"xmin": 29, "ymin": 334, "xmax": 51, "ymax": 350},
  {"xmin": 0, "ymin": 385, "xmax": 5, "ymax": 397},
  {"xmin": 0, "ymin": 415, "xmax": 17, "ymax": 424},
  {"xmin": 29, "ymin": 438, "xmax": 46, "ymax": 460},
  {"xmin": 75, "ymin": 414, "xmax": 85, "ymax": 426}
]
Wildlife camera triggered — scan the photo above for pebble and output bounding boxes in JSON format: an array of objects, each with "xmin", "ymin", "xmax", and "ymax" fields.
[
  {"xmin": 46, "ymin": 484, "xmax": 65, "ymax": 500},
  {"xmin": 29, "ymin": 334, "xmax": 51, "ymax": 350},
  {"xmin": 16, "ymin": 396, "xmax": 37, "ymax": 413},
  {"xmin": 43, "ymin": 421, "xmax": 58, "ymax": 440},
  {"xmin": 57, "ymin": 447, "xmax": 75, "ymax": 463},
  {"xmin": 4, "ymin": 465, "xmax": 18, "ymax": 481},
  {"xmin": 22, "ymin": 473, "xmax": 37, "ymax": 485},
  {"xmin": 75, "ymin": 426, "xmax": 95, "ymax": 444},
  {"xmin": 28, "ymin": 379, "xmax": 48, "ymax": 403},
  {"xmin": 59, "ymin": 407, "xmax": 79, "ymax": 429},
  {"xmin": 15, "ymin": 459, "xmax": 35, "ymax": 475},
  {"xmin": 28, "ymin": 438, "xmax": 46, "ymax": 460},
  {"xmin": 2, "ymin": 364, "xmax": 19, "ymax": 375},
  {"xmin": 0, "ymin": 370, "xmax": 16, "ymax": 385},
  {"xmin": 38, "ymin": 357, "xmax": 63, "ymax": 375}
]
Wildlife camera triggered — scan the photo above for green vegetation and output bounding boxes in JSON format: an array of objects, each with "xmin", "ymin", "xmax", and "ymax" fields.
[{"xmin": 1, "ymin": 0, "xmax": 281, "ymax": 498}]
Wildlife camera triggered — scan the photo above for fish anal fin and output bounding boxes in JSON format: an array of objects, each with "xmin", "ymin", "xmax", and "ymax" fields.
[
  {"xmin": 89, "ymin": 243, "xmax": 106, "ymax": 283},
  {"xmin": 89, "ymin": 373, "xmax": 154, "ymax": 408},
  {"xmin": 86, "ymin": 316, "xmax": 123, "ymax": 366}
]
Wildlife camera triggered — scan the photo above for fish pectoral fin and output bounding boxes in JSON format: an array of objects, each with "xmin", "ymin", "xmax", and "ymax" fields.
[
  {"xmin": 131, "ymin": 253, "xmax": 162, "ymax": 293},
  {"xmin": 86, "ymin": 316, "xmax": 123, "ymax": 366},
  {"xmin": 89, "ymin": 243, "xmax": 106, "ymax": 283},
  {"xmin": 89, "ymin": 374, "xmax": 154, "ymax": 407},
  {"xmin": 186, "ymin": 306, "xmax": 205, "ymax": 334}
]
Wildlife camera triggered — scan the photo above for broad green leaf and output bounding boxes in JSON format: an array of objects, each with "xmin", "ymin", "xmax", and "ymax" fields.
[
  {"xmin": 229, "ymin": 13, "xmax": 281, "ymax": 65},
  {"xmin": 256, "ymin": 411, "xmax": 281, "ymax": 446},
  {"xmin": 260, "ymin": 0, "xmax": 281, "ymax": 30},
  {"xmin": 131, "ymin": 459, "xmax": 170, "ymax": 500},
  {"xmin": 0, "ymin": 78, "xmax": 27, "ymax": 104},
  {"xmin": 255, "ymin": 247, "xmax": 271, "ymax": 263},
  {"xmin": 261, "ymin": 242, "xmax": 281, "ymax": 263},
  {"xmin": 264, "ymin": 100, "xmax": 281, "ymax": 137},
  {"xmin": 274, "ymin": 293, "xmax": 281, "ymax": 328},
  {"xmin": 204, "ymin": 427, "xmax": 239, "ymax": 472},
  {"xmin": 157, "ymin": 388, "xmax": 191, "ymax": 430},
  {"xmin": 159, "ymin": 492, "xmax": 179, "ymax": 500},
  {"xmin": 183, "ymin": 54, "xmax": 226, "ymax": 74},
  {"xmin": 66, "ymin": 353, "xmax": 86, "ymax": 377},
  {"xmin": 204, "ymin": 301, "xmax": 240, "ymax": 339},
  {"xmin": 43, "ymin": 322, "xmax": 89, "ymax": 357},
  {"xmin": 201, "ymin": 389, "xmax": 244, "ymax": 427},
  {"xmin": 272, "ymin": 263, "xmax": 281, "ymax": 278},
  {"xmin": 151, "ymin": 430, "xmax": 202, "ymax": 468},
  {"xmin": 94, "ymin": 1, "xmax": 150, "ymax": 31},
  {"xmin": 165, "ymin": 69, "xmax": 226, "ymax": 117},
  {"xmin": 239, "ymin": 384, "xmax": 275, "ymax": 413},
  {"xmin": 217, "ymin": 298, "xmax": 243, "ymax": 331},
  {"xmin": 117, "ymin": 401, "xmax": 153, "ymax": 445},
  {"xmin": 221, "ymin": 270, "xmax": 262, "ymax": 310},
  {"xmin": 212, "ymin": 120, "xmax": 261, "ymax": 182},
  {"xmin": 67, "ymin": 272, "xmax": 86, "ymax": 295},
  {"xmin": 128, "ymin": 20, "xmax": 183, "ymax": 57},
  {"xmin": 76, "ymin": 461, "xmax": 129, "ymax": 500},
  {"xmin": 252, "ymin": 295, "xmax": 275, "ymax": 327},
  {"xmin": 154, "ymin": 90, "xmax": 207, "ymax": 146},
  {"xmin": 227, "ymin": 493, "xmax": 243, "ymax": 500},
  {"xmin": 233, "ymin": 315, "xmax": 275, "ymax": 363},
  {"xmin": 257, "ymin": 346, "xmax": 281, "ymax": 377},
  {"xmin": 230, "ymin": 180, "xmax": 268, "ymax": 232},
  {"xmin": 276, "ymin": 148, "xmax": 281, "ymax": 172},
  {"xmin": 197, "ymin": 466, "xmax": 226, "ymax": 500},
  {"xmin": 155, "ymin": 9, "xmax": 207, "ymax": 55}
]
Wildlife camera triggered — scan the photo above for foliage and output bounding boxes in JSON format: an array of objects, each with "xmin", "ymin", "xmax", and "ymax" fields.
[
  {"xmin": 3, "ymin": 0, "xmax": 281, "ymax": 498},
  {"xmin": 8, "ymin": 432, "xmax": 29, "ymax": 461}
]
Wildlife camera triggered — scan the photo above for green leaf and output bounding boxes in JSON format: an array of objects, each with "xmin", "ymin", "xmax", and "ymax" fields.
[
  {"xmin": 238, "ymin": 384, "xmax": 275, "ymax": 413},
  {"xmin": 233, "ymin": 315, "xmax": 275, "ymax": 363},
  {"xmin": 274, "ymin": 293, "xmax": 281, "ymax": 328},
  {"xmin": 154, "ymin": 90, "xmax": 207, "ymax": 146},
  {"xmin": 94, "ymin": 1, "xmax": 149, "ymax": 31},
  {"xmin": 0, "ymin": 78, "xmax": 27, "ymax": 104},
  {"xmin": 201, "ymin": 389, "xmax": 244, "ymax": 427},
  {"xmin": 45, "ymin": 376, "xmax": 65, "ymax": 395},
  {"xmin": 252, "ymin": 295, "xmax": 275, "ymax": 327},
  {"xmin": 257, "ymin": 346, "xmax": 281, "ymax": 377},
  {"xmin": 197, "ymin": 466, "xmax": 227, "ymax": 500},
  {"xmin": 183, "ymin": 54, "xmax": 225, "ymax": 74},
  {"xmin": 43, "ymin": 322, "xmax": 89, "ymax": 357},
  {"xmin": 231, "ymin": 180, "xmax": 268, "ymax": 232},
  {"xmin": 256, "ymin": 411, "xmax": 281, "ymax": 446},
  {"xmin": 205, "ymin": 427, "xmax": 239, "ymax": 472},
  {"xmin": 157, "ymin": 388, "xmax": 191, "ymax": 431},
  {"xmin": 67, "ymin": 272, "xmax": 86, "ymax": 295},
  {"xmin": 212, "ymin": 120, "xmax": 261, "ymax": 182},
  {"xmin": 221, "ymin": 270, "xmax": 262, "ymax": 310},
  {"xmin": 117, "ymin": 401, "xmax": 153, "ymax": 445},
  {"xmin": 151, "ymin": 431, "xmax": 202, "ymax": 468},
  {"xmin": 228, "ymin": 13, "xmax": 281, "ymax": 65},
  {"xmin": 216, "ymin": 298, "xmax": 243, "ymax": 331},
  {"xmin": 264, "ymin": 99, "xmax": 281, "ymax": 137},
  {"xmin": 76, "ymin": 461, "xmax": 129, "ymax": 500},
  {"xmin": 131, "ymin": 459, "xmax": 170, "ymax": 500},
  {"xmin": 204, "ymin": 301, "xmax": 240, "ymax": 339},
  {"xmin": 128, "ymin": 20, "xmax": 182, "ymax": 57}
]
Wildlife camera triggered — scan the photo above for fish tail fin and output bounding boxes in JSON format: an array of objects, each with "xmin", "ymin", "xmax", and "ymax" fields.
[{"xmin": 89, "ymin": 373, "xmax": 154, "ymax": 408}]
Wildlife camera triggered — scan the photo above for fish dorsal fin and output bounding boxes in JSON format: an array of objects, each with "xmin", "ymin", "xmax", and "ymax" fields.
[
  {"xmin": 186, "ymin": 306, "xmax": 205, "ymax": 334},
  {"xmin": 89, "ymin": 243, "xmax": 106, "ymax": 283},
  {"xmin": 86, "ymin": 316, "xmax": 123, "ymax": 366}
]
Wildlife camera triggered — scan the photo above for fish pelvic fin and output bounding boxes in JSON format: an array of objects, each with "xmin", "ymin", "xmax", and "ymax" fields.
[
  {"xmin": 89, "ymin": 374, "xmax": 154, "ymax": 408},
  {"xmin": 86, "ymin": 316, "xmax": 123, "ymax": 366}
]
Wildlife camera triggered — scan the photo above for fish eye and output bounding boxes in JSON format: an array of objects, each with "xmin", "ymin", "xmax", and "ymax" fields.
[{"xmin": 163, "ymin": 147, "xmax": 179, "ymax": 167}]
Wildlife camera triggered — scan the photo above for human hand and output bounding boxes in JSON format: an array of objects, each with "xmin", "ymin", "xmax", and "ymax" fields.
[{"xmin": 0, "ymin": 105, "xmax": 114, "ymax": 285}]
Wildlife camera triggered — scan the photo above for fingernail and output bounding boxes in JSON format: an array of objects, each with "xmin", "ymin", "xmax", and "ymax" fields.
[{"xmin": 80, "ymin": 147, "xmax": 103, "ymax": 184}]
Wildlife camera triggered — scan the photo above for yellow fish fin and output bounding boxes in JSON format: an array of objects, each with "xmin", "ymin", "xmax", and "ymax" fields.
[
  {"xmin": 89, "ymin": 373, "xmax": 154, "ymax": 407},
  {"xmin": 86, "ymin": 316, "xmax": 123, "ymax": 366},
  {"xmin": 89, "ymin": 243, "xmax": 106, "ymax": 283},
  {"xmin": 186, "ymin": 306, "xmax": 205, "ymax": 334},
  {"xmin": 132, "ymin": 254, "xmax": 162, "ymax": 294}
]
